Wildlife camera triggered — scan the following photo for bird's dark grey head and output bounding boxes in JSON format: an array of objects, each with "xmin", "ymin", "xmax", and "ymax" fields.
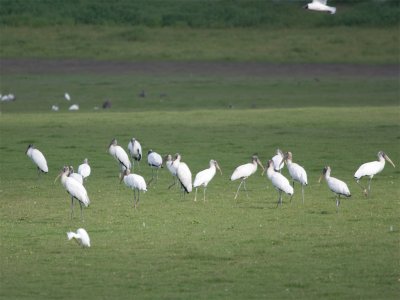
[
  {"xmin": 148, "ymin": 149, "xmax": 153, "ymax": 155},
  {"xmin": 26, "ymin": 144, "xmax": 34, "ymax": 153},
  {"xmin": 303, "ymin": 4, "xmax": 309, "ymax": 9},
  {"xmin": 109, "ymin": 138, "xmax": 117, "ymax": 147},
  {"xmin": 322, "ymin": 166, "xmax": 328, "ymax": 175}
]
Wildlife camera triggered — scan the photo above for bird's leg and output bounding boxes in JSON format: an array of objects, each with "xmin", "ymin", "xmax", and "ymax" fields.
[
  {"xmin": 276, "ymin": 191, "xmax": 282, "ymax": 208},
  {"xmin": 80, "ymin": 202, "xmax": 84, "ymax": 222},
  {"xmin": 194, "ymin": 188, "xmax": 198, "ymax": 202},
  {"xmin": 355, "ymin": 180, "xmax": 368, "ymax": 197},
  {"xmin": 70, "ymin": 197, "xmax": 74, "ymax": 220},
  {"xmin": 234, "ymin": 180, "xmax": 244, "ymax": 200},
  {"xmin": 136, "ymin": 191, "xmax": 140, "ymax": 208},
  {"xmin": 290, "ymin": 181, "xmax": 294, "ymax": 203},
  {"xmin": 168, "ymin": 178, "xmax": 176, "ymax": 189},
  {"xmin": 133, "ymin": 190, "xmax": 137, "ymax": 209},
  {"xmin": 243, "ymin": 180, "xmax": 249, "ymax": 198},
  {"xmin": 156, "ymin": 169, "xmax": 159, "ymax": 182},
  {"xmin": 336, "ymin": 195, "xmax": 340, "ymax": 213},
  {"xmin": 203, "ymin": 187, "xmax": 206, "ymax": 202},
  {"xmin": 147, "ymin": 170, "xmax": 154, "ymax": 186},
  {"xmin": 301, "ymin": 185, "xmax": 305, "ymax": 204},
  {"xmin": 367, "ymin": 177, "xmax": 373, "ymax": 194}
]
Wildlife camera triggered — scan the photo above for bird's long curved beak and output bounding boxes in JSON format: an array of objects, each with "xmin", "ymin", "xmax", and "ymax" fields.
[
  {"xmin": 318, "ymin": 174, "xmax": 323, "ymax": 183},
  {"xmin": 384, "ymin": 154, "xmax": 395, "ymax": 168},
  {"xmin": 54, "ymin": 173, "xmax": 62, "ymax": 184},
  {"xmin": 258, "ymin": 159, "xmax": 265, "ymax": 174},
  {"xmin": 216, "ymin": 162, "xmax": 222, "ymax": 175}
]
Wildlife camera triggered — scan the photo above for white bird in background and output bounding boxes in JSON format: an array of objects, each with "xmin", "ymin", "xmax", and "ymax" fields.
[
  {"xmin": 55, "ymin": 166, "xmax": 90, "ymax": 220},
  {"xmin": 283, "ymin": 151, "xmax": 308, "ymax": 203},
  {"xmin": 64, "ymin": 92, "xmax": 71, "ymax": 101},
  {"xmin": 147, "ymin": 150, "xmax": 163, "ymax": 185},
  {"xmin": 67, "ymin": 228, "xmax": 90, "ymax": 248},
  {"xmin": 121, "ymin": 169, "xmax": 147, "ymax": 209},
  {"xmin": 193, "ymin": 159, "xmax": 222, "ymax": 202},
  {"xmin": 127, "ymin": 138, "xmax": 142, "ymax": 169},
  {"xmin": 304, "ymin": 0, "xmax": 336, "ymax": 14},
  {"xmin": 26, "ymin": 144, "xmax": 48, "ymax": 175},
  {"xmin": 51, "ymin": 105, "xmax": 59, "ymax": 111},
  {"xmin": 265, "ymin": 160, "xmax": 294, "ymax": 207},
  {"xmin": 175, "ymin": 154, "xmax": 192, "ymax": 194},
  {"xmin": 271, "ymin": 149, "xmax": 285, "ymax": 172},
  {"xmin": 78, "ymin": 158, "xmax": 91, "ymax": 179},
  {"xmin": 68, "ymin": 165, "xmax": 84, "ymax": 185},
  {"xmin": 231, "ymin": 155, "xmax": 264, "ymax": 200},
  {"xmin": 68, "ymin": 104, "xmax": 79, "ymax": 111},
  {"xmin": 165, "ymin": 154, "xmax": 178, "ymax": 189},
  {"xmin": 354, "ymin": 151, "xmax": 395, "ymax": 197},
  {"xmin": 319, "ymin": 166, "xmax": 351, "ymax": 212},
  {"xmin": 108, "ymin": 138, "xmax": 131, "ymax": 178}
]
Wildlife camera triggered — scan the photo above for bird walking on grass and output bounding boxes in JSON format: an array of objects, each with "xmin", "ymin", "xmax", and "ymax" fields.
[
  {"xmin": 319, "ymin": 166, "xmax": 351, "ymax": 212},
  {"xmin": 26, "ymin": 144, "xmax": 48, "ymax": 175},
  {"xmin": 67, "ymin": 228, "xmax": 90, "ymax": 248},
  {"xmin": 193, "ymin": 159, "xmax": 222, "ymax": 202},
  {"xmin": 265, "ymin": 160, "xmax": 293, "ymax": 207},
  {"xmin": 354, "ymin": 151, "xmax": 395, "ymax": 197},
  {"xmin": 231, "ymin": 155, "xmax": 264, "ymax": 200}
]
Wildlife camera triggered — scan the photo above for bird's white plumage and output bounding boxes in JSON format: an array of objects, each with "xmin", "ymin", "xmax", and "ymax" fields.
[
  {"xmin": 177, "ymin": 161, "xmax": 192, "ymax": 193},
  {"xmin": 266, "ymin": 161, "xmax": 294, "ymax": 195},
  {"xmin": 147, "ymin": 150, "xmax": 163, "ymax": 168},
  {"xmin": 128, "ymin": 138, "xmax": 142, "ymax": 162},
  {"xmin": 271, "ymin": 149, "xmax": 284, "ymax": 172},
  {"xmin": 62, "ymin": 176, "xmax": 90, "ymax": 207},
  {"xmin": 231, "ymin": 156, "xmax": 262, "ymax": 181},
  {"xmin": 68, "ymin": 166, "xmax": 84, "ymax": 185},
  {"xmin": 78, "ymin": 158, "xmax": 91, "ymax": 178},
  {"xmin": 194, "ymin": 160, "xmax": 218, "ymax": 188},
  {"xmin": 123, "ymin": 173, "xmax": 147, "ymax": 192},
  {"xmin": 286, "ymin": 152, "xmax": 308, "ymax": 186},
  {"xmin": 166, "ymin": 154, "xmax": 178, "ymax": 176},
  {"xmin": 305, "ymin": 0, "xmax": 336, "ymax": 14},
  {"xmin": 321, "ymin": 166, "xmax": 351, "ymax": 197},
  {"xmin": 109, "ymin": 139, "xmax": 131, "ymax": 172},
  {"xmin": 64, "ymin": 93, "xmax": 71, "ymax": 101},
  {"xmin": 67, "ymin": 228, "xmax": 90, "ymax": 248},
  {"xmin": 68, "ymin": 104, "xmax": 79, "ymax": 111},
  {"xmin": 26, "ymin": 145, "xmax": 48, "ymax": 173}
]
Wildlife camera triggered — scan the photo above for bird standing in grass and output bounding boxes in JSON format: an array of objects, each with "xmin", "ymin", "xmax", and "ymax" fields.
[
  {"xmin": 108, "ymin": 138, "xmax": 131, "ymax": 178},
  {"xmin": 271, "ymin": 149, "xmax": 285, "ymax": 173},
  {"xmin": 319, "ymin": 166, "xmax": 351, "ymax": 212},
  {"xmin": 174, "ymin": 154, "xmax": 192, "ymax": 195},
  {"xmin": 68, "ymin": 165, "xmax": 84, "ymax": 185},
  {"xmin": 121, "ymin": 169, "xmax": 147, "ymax": 209},
  {"xmin": 67, "ymin": 228, "xmax": 90, "ymax": 248},
  {"xmin": 165, "ymin": 154, "xmax": 178, "ymax": 189},
  {"xmin": 354, "ymin": 151, "xmax": 395, "ymax": 197},
  {"xmin": 128, "ymin": 138, "xmax": 142, "ymax": 169},
  {"xmin": 147, "ymin": 150, "xmax": 163, "ymax": 185},
  {"xmin": 193, "ymin": 159, "xmax": 222, "ymax": 202},
  {"xmin": 26, "ymin": 144, "xmax": 48, "ymax": 175},
  {"xmin": 231, "ymin": 155, "xmax": 264, "ymax": 200},
  {"xmin": 78, "ymin": 158, "xmax": 91, "ymax": 179},
  {"xmin": 265, "ymin": 160, "xmax": 293, "ymax": 207},
  {"xmin": 283, "ymin": 151, "xmax": 308, "ymax": 203},
  {"xmin": 304, "ymin": 0, "xmax": 336, "ymax": 14}
]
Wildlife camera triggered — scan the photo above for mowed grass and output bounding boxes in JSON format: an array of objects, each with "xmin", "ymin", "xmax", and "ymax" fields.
[{"xmin": 0, "ymin": 106, "xmax": 399, "ymax": 299}]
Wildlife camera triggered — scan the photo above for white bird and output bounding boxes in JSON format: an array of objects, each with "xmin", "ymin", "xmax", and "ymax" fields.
[
  {"xmin": 64, "ymin": 92, "xmax": 71, "ymax": 101},
  {"xmin": 108, "ymin": 138, "xmax": 131, "ymax": 178},
  {"xmin": 55, "ymin": 166, "xmax": 90, "ymax": 220},
  {"xmin": 127, "ymin": 138, "xmax": 142, "ymax": 169},
  {"xmin": 121, "ymin": 169, "xmax": 147, "ymax": 208},
  {"xmin": 26, "ymin": 144, "xmax": 48, "ymax": 174},
  {"xmin": 354, "ymin": 151, "xmax": 395, "ymax": 197},
  {"xmin": 319, "ymin": 166, "xmax": 351, "ymax": 212},
  {"xmin": 165, "ymin": 154, "xmax": 178, "ymax": 189},
  {"xmin": 271, "ymin": 149, "xmax": 285, "ymax": 172},
  {"xmin": 68, "ymin": 104, "xmax": 79, "ymax": 111},
  {"xmin": 147, "ymin": 149, "xmax": 163, "ymax": 185},
  {"xmin": 51, "ymin": 105, "xmax": 59, "ymax": 111},
  {"xmin": 68, "ymin": 165, "xmax": 84, "ymax": 185},
  {"xmin": 304, "ymin": 0, "xmax": 336, "ymax": 14},
  {"xmin": 78, "ymin": 158, "xmax": 91, "ymax": 179},
  {"xmin": 265, "ymin": 160, "xmax": 294, "ymax": 207},
  {"xmin": 67, "ymin": 228, "xmax": 90, "ymax": 248},
  {"xmin": 193, "ymin": 159, "xmax": 222, "ymax": 202},
  {"xmin": 283, "ymin": 151, "xmax": 308, "ymax": 203},
  {"xmin": 175, "ymin": 154, "xmax": 192, "ymax": 194},
  {"xmin": 231, "ymin": 155, "xmax": 264, "ymax": 200}
]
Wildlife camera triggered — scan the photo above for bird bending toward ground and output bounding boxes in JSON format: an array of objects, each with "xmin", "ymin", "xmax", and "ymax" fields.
[
  {"xmin": 67, "ymin": 228, "xmax": 90, "ymax": 248},
  {"xmin": 319, "ymin": 166, "xmax": 351, "ymax": 212},
  {"xmin": 354, "ymin": 151, "xmax": 395, "ymax": 197},
  {"xmin": 265, "ymin": 160, "xmax": 294, "ymax": 207},
  {"xmin": 193, "ymin": 159, "xmax": 222, "ymax": 202},
  {"xmin": 26, "ymin": 144, "xmax": 48, "ymax": 175}
]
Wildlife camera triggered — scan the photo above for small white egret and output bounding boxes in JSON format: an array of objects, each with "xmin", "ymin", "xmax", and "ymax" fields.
[
  {"xmin": 175, "ymin": 154, "xmax": 192, "ymax": 194},
  {"xmin": 354, "ymin": 151, "xmax": 395, "ymax": 197},
  {"xmin": 319, "ymin": 166, "xmax": 351, "ymax": 212},
  {"xmin": 193, "ymin": 159, "xmax": 222, "ymax": 202},
  {"xmin": 128, "ymin": 138, "xmax": 142, "ymax": 169},
  {"xmin": 165, "ymin": 154, "xmax": 178, "ymax": 189},
  {"xmin": 26, "ymin": 144, "xmax": 48, "ymax": 175},
  {"xmin": 67, "ymin": 228, "xmax": 90, "ymax": 248},
  {"xmin": 231, "ymin": 155, "xmax": 264, "ymax": 200},
  {"xmin": 265, "ymin": 160, "xmax": 294, "ymax": 207},
  {"xmin": 147, "ymin": 150, "xmax": 163, "ymax": 185},
  {"xmin": 69, "ymin": 165, "xmax": 84, "ymax": 185},
  {"xmin": 78, "ymin": 158, "xmax": 91, "ymax": 179},
  {"xmin": 108, "ymin": 138, "xmax": 131, "ymax": 178},
  {"xmin": 121, "ymin": 169, "xmax": 147, "ymax": 208},
  {"xmin": 283, "ymin": 151, "xmax": 308, "ymax": 203},
  {"xmin": 304, "ymin": 0, "xmax": 336, "ymax": 14},
  {"xmin": 64, "ymin": 92, "xmax": 71, "ymax": 101},
  {"xmin": 271, "ymin": 149, "xmax": 285, "ymax": 172},
  {"xmin": 55, "ymin": 166, "xmax": 90, "ymax": 220}
]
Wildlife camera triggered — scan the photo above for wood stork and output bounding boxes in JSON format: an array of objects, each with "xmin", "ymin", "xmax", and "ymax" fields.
[
  {"xmin": 231, "ymin": 155, "xmax": 264, "ymax": 200},
  {"xmin": 127, "ymin": 138, "xmax": 142, "ymax": 169},
  {"xmin": 193, "ymin": 160, "xmax": 222, "ymax": 202},
  {"xmin": 354, "ymin": 151, "xmax": 395, "ymax": 197},
  {"xmin": 174, "ymin": 154, "xmax": 192, "ymax": 194},
  {"xmin": 165, "ymin": 154, "xmax": 178, "ymax": 189},
  {"xmin": 78, "ymin": 158, "xmax": 91, "ymax": 179},
  {"xmin": 271, "ymin": 149, "xmax": 284, "ymax": 172},
  {"xmin": 265, "ymin": 160, "xmax": 294, "ymax": 207},
  {"xmin": 121, "ymin": 169, "xmax": 147, "ymax": 209},
  {"xmin": 319, "ymin": 166, "xmax": 351, "ymax": 212},
  {"xmin": 283, "ymin": 151, "xmax": 308, "ymax": 204},
  {"xmin": 26, "ymin": 144, "xmax": 48, "ymax": 175},
  {"xmin": 147, "ymin": 150, "xmax": 163, "ymax": 185},
  {"xmin": 108, "ymin": 138, "xmax": 131, "ymax": 178},
  {"xmin": 68, "ymin": 166, "xmax": 84, "ymax": 185},
  {"xmin": 304, "ymin": 0, "xmax": 336, "ymax": 14},
  {"xmin": 55, "ymin": 166, "xmax": 90, "ymax": 220},
  {"xmin": 67, "ymin": 228, "xmax": 90, "ymax": 248}
]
